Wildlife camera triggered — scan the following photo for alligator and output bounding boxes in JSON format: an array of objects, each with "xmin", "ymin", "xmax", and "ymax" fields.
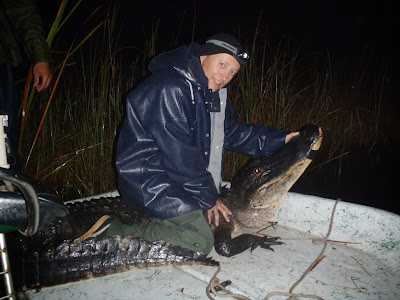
[{"xmin": 5, "ymin": 124, "xmax": 322, "ymax": 290}]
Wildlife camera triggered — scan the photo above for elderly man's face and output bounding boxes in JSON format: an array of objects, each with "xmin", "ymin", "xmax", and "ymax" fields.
[{"xmin": 200, "ymin": 53, "xmax": 240, "ymax": 92}]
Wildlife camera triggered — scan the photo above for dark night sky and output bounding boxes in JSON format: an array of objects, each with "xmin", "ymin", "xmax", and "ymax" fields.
[
  {"xmin": 39, "ymin": 0, "xmax": 397, "ymax": 53},
  {"xmin": 120, "ymin": 0, "xmax": 395, "ymax": 55}
]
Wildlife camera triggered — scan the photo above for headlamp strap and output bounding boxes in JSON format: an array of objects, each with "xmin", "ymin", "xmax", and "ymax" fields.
[{"xmin": 206, "ymin": 39, "xmax": 238, "ymax": 55}]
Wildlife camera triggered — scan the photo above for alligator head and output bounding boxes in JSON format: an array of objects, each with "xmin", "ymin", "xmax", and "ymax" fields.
[{"xmin": 226, "ymin": 124, "xmax": 322, "ymax": 232}]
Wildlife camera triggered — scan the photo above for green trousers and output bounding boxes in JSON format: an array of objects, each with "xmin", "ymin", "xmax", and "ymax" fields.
[{"xmin": 105, "ymin": 210, "xmax": 214, "ymax": 254}]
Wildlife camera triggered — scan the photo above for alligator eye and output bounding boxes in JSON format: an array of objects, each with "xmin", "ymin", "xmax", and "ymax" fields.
[{"xmin": 254, "ymin": 168, "xmax": 261, "ymax": 173}]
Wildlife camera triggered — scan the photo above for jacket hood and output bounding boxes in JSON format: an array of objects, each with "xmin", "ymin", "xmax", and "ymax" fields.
[{"xmin": 148, "ymin": 43, "xmax": 209, "ymax": 88}]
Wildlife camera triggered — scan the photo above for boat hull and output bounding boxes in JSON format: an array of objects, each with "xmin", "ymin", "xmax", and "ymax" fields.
[{"xmin": 17, "ymin": 192, "xmax": 400, "ymax": 300}]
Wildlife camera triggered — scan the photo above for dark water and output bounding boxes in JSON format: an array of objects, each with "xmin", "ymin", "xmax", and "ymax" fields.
[{"xmin": 291, "ymin": 147, "xmax": 399, "ymax": 215}]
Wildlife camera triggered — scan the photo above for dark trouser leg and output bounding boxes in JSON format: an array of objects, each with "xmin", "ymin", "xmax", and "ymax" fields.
[
  {"xmin": 0, "ymin": 64, "xmax": 21, "ymax": 170},
  {"xmin": 105, "ymin": 210, "xmax": 214, "ymax": 254}
]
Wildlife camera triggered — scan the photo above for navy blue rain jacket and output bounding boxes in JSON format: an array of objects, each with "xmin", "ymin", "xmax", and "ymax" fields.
[{"xmin": 116, "ymin": 43, "xmax": 288, "ymax": 219}]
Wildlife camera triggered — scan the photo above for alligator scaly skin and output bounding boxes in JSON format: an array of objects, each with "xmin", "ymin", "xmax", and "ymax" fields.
[
  {"xmin": 20, "ymin": 236, "xmax": 218, "ymax": 288},
  {"xmin": 9, "ymin": 197, "xmax": 218, "ymax": 289}
]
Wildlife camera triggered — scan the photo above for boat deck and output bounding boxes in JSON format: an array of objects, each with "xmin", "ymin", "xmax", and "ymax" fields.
[{"xmin": 20, "ymin": 193, "xmax": 400, "ymax": 300}]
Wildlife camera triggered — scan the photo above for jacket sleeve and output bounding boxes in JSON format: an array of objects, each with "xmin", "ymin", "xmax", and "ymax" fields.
[
  {"xmin": 224, "ymin": 104, "xmax": 289, "ymax": 156},
  {"xmin": 116, "ymin": 77, "xmax": 218, "ymax": 218},
  {"xmin": 4, "ymin": 0, "xmax": 52, "ymax": 64}
]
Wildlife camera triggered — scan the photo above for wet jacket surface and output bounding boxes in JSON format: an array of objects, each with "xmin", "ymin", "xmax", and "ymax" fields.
[
  {"xmin": 0, "ymin": 0, "xmax": 52, "ymax": 66},
  {"xmin": 116, "ymin": 43, "xmax": 288, "ymax": 219}
]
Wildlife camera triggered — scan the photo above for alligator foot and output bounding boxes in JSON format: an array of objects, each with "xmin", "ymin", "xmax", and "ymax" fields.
[{"xmin": 214, "ymin": 233, "xmax": 283, "ymax": 257}]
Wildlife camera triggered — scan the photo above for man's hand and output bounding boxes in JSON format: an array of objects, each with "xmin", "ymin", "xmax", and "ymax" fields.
[
  {"xmin": 207, "ymin": 199, "xmax": 232, "ymax": 226},
  {"xmin": 33, "ymin": 62, "xmax": 52, "ymax": 92}
]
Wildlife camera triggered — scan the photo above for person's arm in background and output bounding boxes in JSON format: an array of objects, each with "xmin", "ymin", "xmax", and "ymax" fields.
[{"xmin": 4, "ymin": 0, "xmax": 52, "ymax": 91}]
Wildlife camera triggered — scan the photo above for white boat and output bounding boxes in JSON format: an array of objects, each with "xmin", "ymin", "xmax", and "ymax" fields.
[{"xmin": 17, "ymin": 191, "xmax": 400, "ymax": 300}]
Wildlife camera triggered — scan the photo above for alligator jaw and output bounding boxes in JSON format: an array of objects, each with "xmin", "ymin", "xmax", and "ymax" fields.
[
  {"xmin": 250, "ymin": 160, "xmax": 311, "ymax": 209},
  {"xmin": 230, "ymin": 160, "xmax": 312, "ymax": 229}
]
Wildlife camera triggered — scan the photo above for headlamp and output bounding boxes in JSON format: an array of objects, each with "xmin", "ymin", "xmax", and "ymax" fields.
[{"xmin": 238, "ymin": 52, "xmax": 250, "ymax": 60}]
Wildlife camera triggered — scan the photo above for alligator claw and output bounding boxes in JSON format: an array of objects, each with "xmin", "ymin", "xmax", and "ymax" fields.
[
  {"xmin": 259, "ymin": 245, "xmax": 274, "ymax": 251},
  {"xmin": 250, "ymin": 236, "xmax": 282, "ymax": 252}
]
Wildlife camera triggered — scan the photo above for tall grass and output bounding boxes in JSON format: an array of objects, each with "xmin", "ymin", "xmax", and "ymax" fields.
[
  {"xmin": 222, "ymin": 29, "xmax": 388, "ymax": 181},
  {"xmin": 19, "ymin": 7, "xmax": 389, "ymax": 200},
  {"xmin": 20, "ymin": 3, "xmax": 124, "ymax": 199}
]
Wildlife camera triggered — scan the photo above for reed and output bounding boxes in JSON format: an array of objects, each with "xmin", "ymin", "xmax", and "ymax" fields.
[
  {"xmin": 18, "ymin": 6, "xmax": 389, "ymax": 199},
  {"xmin": 20, "ymin": 2, "xmax": 119, "ymax": 199}
]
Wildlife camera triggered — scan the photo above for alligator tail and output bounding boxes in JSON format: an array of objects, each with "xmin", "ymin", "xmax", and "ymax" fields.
[
  {"xmin": 8, "ymin": 196, "xmax": 219, "ymax": 290},
  {"xmin": 12, "ymin": 235, "xmax": 219, "ymax": 289}
]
